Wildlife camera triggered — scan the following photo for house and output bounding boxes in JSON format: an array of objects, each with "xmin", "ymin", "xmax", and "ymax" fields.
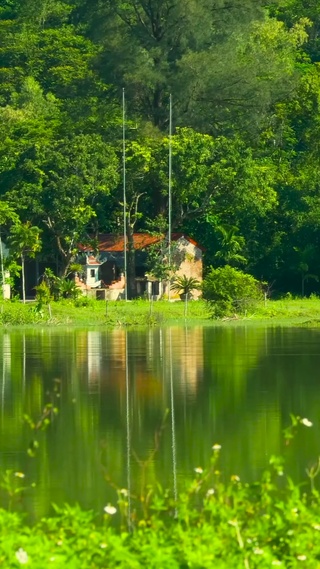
[{"xmin": 78, "ymin": 233, "xmax": 203, "ymax": 300}]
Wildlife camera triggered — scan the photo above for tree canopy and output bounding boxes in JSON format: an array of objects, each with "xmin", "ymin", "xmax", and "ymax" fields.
[{"xmin": 1, "ymin": 0, "xmax": 320, "ymax": 293}]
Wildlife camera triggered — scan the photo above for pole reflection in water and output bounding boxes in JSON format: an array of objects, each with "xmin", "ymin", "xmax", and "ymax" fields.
[
  {"xmin": 125, "ymin": 330, "xmax": 132, "ymax": 530},
  {"xmin": 1, "ymin": 326, "xmax": 319, "ymax": 521},
  {"xmin": 22, "ymin": 333, "xmax": 26, "ymax": 395},
  {"xmin": 169, "ymin": 328, "xmax": 178, "ymax": 508},
  {"xmin": 1, "ymin": 334, "xmax": 11, "ymax": 424}
]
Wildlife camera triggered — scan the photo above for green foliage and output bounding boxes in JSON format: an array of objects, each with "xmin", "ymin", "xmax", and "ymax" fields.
[
  {"xmin": 8, "ymin": 222, "xmax": 42, "ymax": 260},
  {"xmin": 0, "ymin": 0, "xmax": 320, "ymax": 294},
  {"xmin": 1, "ymin": 424, "xmax": 320, "ymax": 567},
  {"xmin": 7, "ymin": 221, "xmax": 42, "ymax": 302},
  {"xmin": 38, "ymin": 269, "xmax": 81, "ymax": 300},
  {"xmin": 34, "ymin": 280, "xmax": 52, "ymax": 306},
  {"xmin": 202, "ymin": 265, "xmax": 264, "ymax": 317},
  {"xmin": 0, "ymin": 301, "xmax": 44, "ymax": 325},
  {"xmin": 0, "ymin": 470, "xmax": 33, "ymax": 511},
  {"xmin": 144, "ymin": 231, "xmax": 179, "ymax": 281},
  {"xmin": 170, "ymin": 275, "xmax": 202, "ymax": 297},
  {"xmin": 214, "ymin": 225, "xmax": 247, "ymax": 267},
  {"xmin": 2, "ymin": 296, "xmax": 320, "ymax": 326},
  {"xmin": 58, "ymin": 279, "xmax": 81, "ymax": 300}
]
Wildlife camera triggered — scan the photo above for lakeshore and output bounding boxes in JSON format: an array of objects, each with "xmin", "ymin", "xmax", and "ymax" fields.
[{"xmin": 1, "ymin": 297, "xmax": 320, "ymax": 327}]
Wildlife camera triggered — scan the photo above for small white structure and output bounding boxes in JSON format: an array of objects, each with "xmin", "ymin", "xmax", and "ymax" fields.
[{"xmin": 85, "ymin": 256, "xmax": 102, "ymax": 288}]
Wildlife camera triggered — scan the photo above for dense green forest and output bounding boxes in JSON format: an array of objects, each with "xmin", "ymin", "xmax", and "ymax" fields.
[{"xmin": 1, "ymin": 0, "xmax": 320, "ymax": 294}]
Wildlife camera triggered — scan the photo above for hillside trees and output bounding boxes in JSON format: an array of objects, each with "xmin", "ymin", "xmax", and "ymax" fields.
[
  {"xmin": 247, "ymin": 63, "xmax": 320, "ymax": 291},
  {"xmin": 2, "ymin": 0, "xmax": 320, "ymax": 294},
  {"xmin": 5, "ymin": 134, "xmax": 119, "ymax": 276},
  {"xmin": 84, "ymin": 0, "xmax": 309, "ymax": 138}
]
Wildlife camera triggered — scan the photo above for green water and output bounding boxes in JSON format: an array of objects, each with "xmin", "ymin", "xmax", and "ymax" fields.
[{"xmin": 0, "ymin": 326, "xmax": 319, "ymax": 519}]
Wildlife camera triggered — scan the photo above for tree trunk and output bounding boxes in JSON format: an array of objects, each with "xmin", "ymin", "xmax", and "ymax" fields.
[
  {"xmin": 21, "ymin": 254, "xmax": 26, "ymax": 303},
  {"xmin": 58, "ymin": 251, "xmax": 76, "ymax": 278}
]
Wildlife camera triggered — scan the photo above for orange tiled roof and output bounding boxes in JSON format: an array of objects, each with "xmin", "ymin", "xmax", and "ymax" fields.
[
  {"xmin": 87, "ymin": 255, "xmax": 101, "ymax": 265},
  {"xmin": 80, "ymin": 233, "xmax": 202, "ymax": 252}
]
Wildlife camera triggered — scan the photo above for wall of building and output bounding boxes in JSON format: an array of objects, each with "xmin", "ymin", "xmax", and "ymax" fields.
[{"xmin": 172, "ymin": 238, "xmax": 203, "ymax": 299}]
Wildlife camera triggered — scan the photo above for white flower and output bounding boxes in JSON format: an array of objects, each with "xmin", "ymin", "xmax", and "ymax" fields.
[
  {"xmin": 104, "ymin": 504, "xmax": 117, "ymax": 515},
  {"xmin": 14, "ymin": 472, "xmax": 25, "ymax": 479},
  {"xmin": 194, "ymin": 467, "xmax": 203, "ymax": 474},
  {"xmin": 313, "ymin": 524, "xmax": 320, "ymax": 531},
  {"xmin": 297, "ymin": 555, "xmax": 307, "ymax": 561},
  {"xmin": 253, "ymin": 548, "xmax": 264, "ymax": 555},
  {"xmin": 301, "ymin": 418, "xmax": 313, "ymax": 427},
  {"xmin": 119, "ymin": 488, "xmax": 128, "ymax": 496},
  {"xmin": 56, "ymin": 540, "xmax": 63, "ymax": 546},
  {"xmin": 231, "ymin": 475, "xmax": 240, "ymax": 482},
  {"xmin": 212, "ymin": 444, "xmax": 222, "ymax": 451},
  {"xmin": 15, "ymin": 548, "xmax": 29, "ymax": 564},
  {"xmin": 100, "ymin": 543, "xmax": 107, "ymax": 549},
  {"xmin": 272, "ymin": 561, "xmax": 282, "ymax": 566},
  {"xmin": 206, "ymin": 488, "xmax": 215, "ymax": 497}
]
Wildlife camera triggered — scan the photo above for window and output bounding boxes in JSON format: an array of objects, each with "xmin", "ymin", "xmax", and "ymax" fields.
[{"xmin": 90, "ymin": 269, "xmax": 95, "ymax": 278}]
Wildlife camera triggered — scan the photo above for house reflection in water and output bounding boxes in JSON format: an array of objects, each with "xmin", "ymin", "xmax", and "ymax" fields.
[
  {"xmin": 0, "ymin": 334, "xmax": 11, "ymax": 416},
  {"xmin": 75, "ymin": 328, "xmax": 204, "ymax": 405}
]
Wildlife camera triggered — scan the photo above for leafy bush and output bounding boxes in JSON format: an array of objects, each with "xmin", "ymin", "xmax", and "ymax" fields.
[
  {"xmin": 202, "ymin": 265, "xmax": 264, "ymax": 317},
  {"xmin": 0, "ymin": 301, "xmax": 42, "ymax": 325},
  {"xmin": 34, "ymin": 281, "xmax": 52, "ymax": 307},
  {"xmin": 58, "ymin": 279, "xmax": 81, "ymax": 300}
]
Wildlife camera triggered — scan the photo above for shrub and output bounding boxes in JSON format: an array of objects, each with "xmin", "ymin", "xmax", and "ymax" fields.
[
  {"xmin": 170, "ymin": 275, "xmax": 201, "ymax": 297},
  {"xmin": 34, "ymin": 281, "xmax": 52, "ymax": 307},
  {"xmin": 202, "ymin": 265, "xmax": 264, "ymax": 317}
]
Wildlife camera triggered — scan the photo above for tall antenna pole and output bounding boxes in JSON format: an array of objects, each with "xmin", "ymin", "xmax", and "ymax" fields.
[
  {"xmin": 123, "ymin": 88, "xmax": 128, "ymax": 301},
  {"xmin": 168, "ymin": 94, "xmax": 172, "ymax": 300}
]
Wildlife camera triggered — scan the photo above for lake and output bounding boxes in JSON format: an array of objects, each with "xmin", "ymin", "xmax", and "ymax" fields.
[{"xmin": 0, "ymin": 325, "xmax": 319, "ymax": 520}]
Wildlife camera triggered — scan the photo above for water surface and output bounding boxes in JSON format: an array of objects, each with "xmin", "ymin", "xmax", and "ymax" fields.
[{"xmin": 0, "ymin": 326, "xmax": 319, "ymax": 519}]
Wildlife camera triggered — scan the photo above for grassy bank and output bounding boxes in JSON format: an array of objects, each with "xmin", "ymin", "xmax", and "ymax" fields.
[
  {"xmin": 0, "ymin": 298, "xmax": 210, "ymax": 327},
  {"xmin": 1, "ymin": 421, "xmax": 320, "ymax": 568},
  {"xmin": 1, "ymin": 296, "xmax": 320, "ymax": 327}
]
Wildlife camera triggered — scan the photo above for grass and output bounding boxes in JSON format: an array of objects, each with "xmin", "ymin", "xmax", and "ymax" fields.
[
  {"xmin": 0, "ymin": 298, "xmax": 211, "ymax": 327},
  {"xmin": 1, "ymin": 296, "xmax": 320, "ymax": 327},
  {"xmin": 247, "ymin": 295, "xmax": 320, "ymax": 327}
]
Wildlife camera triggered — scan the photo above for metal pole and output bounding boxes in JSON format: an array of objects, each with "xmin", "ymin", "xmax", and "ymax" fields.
[
  {"xmin": 123, "ymin": 88, "xmax": 128, "ymax": 301},
  {"xmin": 168, "ymin": 94, "xmax": 172, "ymax": 300}
]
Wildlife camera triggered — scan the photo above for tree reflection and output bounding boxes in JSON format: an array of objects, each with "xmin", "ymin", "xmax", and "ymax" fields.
[{"xmin": 0, "ymin": 327, "xmax": 319, "ymax": 518}]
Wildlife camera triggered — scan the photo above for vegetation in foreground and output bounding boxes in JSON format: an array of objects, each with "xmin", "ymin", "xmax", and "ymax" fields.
[{"xmin": 1, "ymin": 416, "xmax": 320, "ymax": 568}]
